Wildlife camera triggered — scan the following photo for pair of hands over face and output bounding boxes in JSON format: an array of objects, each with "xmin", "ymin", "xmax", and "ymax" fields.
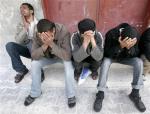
[
  {"xmin": 82, "ymin": 30, "xmax": 96, "ymax": 49},
  {"xmin": 119, "ymin": 37, "xmax": 137, "ymax": 49},
  {"xmin": 38, "ymin": 31, "xmax": 55, "ymax": 47}
]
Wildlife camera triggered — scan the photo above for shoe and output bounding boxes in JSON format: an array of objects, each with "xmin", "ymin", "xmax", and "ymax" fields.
[
  {"xmin": 142, "ymin": 74, "xmax": 146, "ymax": 81},
  {"xmin": 15, "ymin": 69, "xmax": 29, "ymax": 83},
  {"xmin": 93, "ymin": 91, "xmax": 104, "ymax": 112},
  {"xmin": 129, "ymin": 93, "xmax": 146, "ymax": 112},
  {"xmin": 74, "ymin": 69, "xmax": 82, "ymax": 81},
  {"xmin": 68, "ymin": 96, "xmax": 76, "ymax": 108},
  {"xmin": 91, "ymin": 72, "xmax": 98, "ymax": 80},
  {"xmin": 41, "ymin": 69, "xmax": 45, "ymax": 82},
  {"xmin": 24, "ymin": 95, "xmax": 36, "ymax": 106},
  {"xmin": 74, "ymin": 74, "xmax": 80, "ymax": 81}
]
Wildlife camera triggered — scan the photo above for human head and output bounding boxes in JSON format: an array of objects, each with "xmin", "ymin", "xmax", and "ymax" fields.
[
  {"xmin": 78, "ymin": 18, "xmax": 96, "ymax": 34},
  {"xmin": 120, "ymin": 26, "xmax": 138, "ymax": 40},
  {"xmin": 37, "ymin": 19, "xmax": 55, "ymax": 33},
  {"xmin": 20, "ymin": 3, "xmax": 34, "ymax": 17},
  {"xmin": 37, "ymin": 19, "xmax": 56, "ymax": 39}
]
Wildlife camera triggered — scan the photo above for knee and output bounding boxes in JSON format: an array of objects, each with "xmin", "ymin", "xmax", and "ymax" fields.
[
  {"xmin": 31, "ymin": 60, "xmax": 42, "ymax": 69},
  {"xmin": 134, "ymin": 58, "xmax": 143, "ymax": 68},
  {"xmin": 103, "ymin": 58, "xmax": 112, "ymax": 66},
  {"xmin": 5, "ymin": 42, "xmax": 15, "ymax": 52}
]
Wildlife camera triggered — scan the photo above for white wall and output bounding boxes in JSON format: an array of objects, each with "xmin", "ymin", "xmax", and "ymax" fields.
[{"xmin": 0, "ymin": 0, "xmax": 44, "ymax": 66}]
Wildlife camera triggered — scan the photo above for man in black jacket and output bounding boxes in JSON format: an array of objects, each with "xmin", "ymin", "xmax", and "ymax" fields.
[
  {"xmin": 139, "ymin": 28, "xmax": 150, "ymax": 75},
  {"xmin": 93, "ymin": 23, "xmax": 146, "ymax": 112}
]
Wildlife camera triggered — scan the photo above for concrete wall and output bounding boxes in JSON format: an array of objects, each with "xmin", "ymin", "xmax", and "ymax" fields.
[{"xmin": 0, "ymin": 0, "xmax": 44, "ymax": 66}]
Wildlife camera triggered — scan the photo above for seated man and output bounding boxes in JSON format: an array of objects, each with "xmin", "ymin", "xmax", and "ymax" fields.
[
  {"xmin": 93, "ymin": 23, "xmax": 146, "ymax": 112},
  {"xmin": 71, "ymin": 18, "xmax": 104, "ymax": 80},
  {"xmin": 24, "ymin": 19, "xmax": 76, "ymax": 108},
  {"xmin": 5, "ymin": 3, "xmax": 44, "ymax": 83},
  {"xmin": 139, "ymin": 26, "xmax": 150, "ymax": 75}
]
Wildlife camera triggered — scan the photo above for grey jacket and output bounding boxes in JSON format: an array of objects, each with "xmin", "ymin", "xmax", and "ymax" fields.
[
  {"xmin": 31, "ymin": 23, "xmax": 71, "ymax": 61},
  {"xmin": 15, "ymin": 18, "xmax": 38, "ymax": 45},
  {"xmin": 70, "ymin": 31, "xmax": 104, "ymax": 62}
]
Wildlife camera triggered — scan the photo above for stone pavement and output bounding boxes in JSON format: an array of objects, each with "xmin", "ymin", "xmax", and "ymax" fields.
[{"xmin": 0, "ymin": 62, "xmax": 150, "ymax": 114}]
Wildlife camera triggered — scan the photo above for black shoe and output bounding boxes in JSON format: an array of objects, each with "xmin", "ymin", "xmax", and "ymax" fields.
[
  {"xmin": 68, "ymin": 96, "xmax": 76, "ymax": 108},
  {"xmin": 129, "ymin": 93, "xmax": 146, "ymax": 112},
  {"xmin": 93, "ymin": 91, "xmax": 104, "ymax": 112},
  {"xmin": 41, "ymin": 69, "xmax": 45, "ymax": 82},
  {"xmin": 74, "ymin": 69, "xmax": 81, "ymax": 81},
  {"xmin": 24, "ymin": 95, "xmax": 36, "ymax": 106},
  {"xmin": 74, "ymin": 74, "xmax": 80, "ymax": 81},
  {"xmin": 91, "ymin": 72, "xmax": 98, "ymax": 80},
  {"xmin": 15, "ymin": 69, "xmax": 29, "ymax": 83}
]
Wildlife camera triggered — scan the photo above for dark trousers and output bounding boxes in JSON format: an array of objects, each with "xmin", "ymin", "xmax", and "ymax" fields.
[
  {"xmin": 6, "ymin": 42, "xmax": 31, "ymax": 73},
  {"xmin": 73, "ymin": 56, "xmax": 101, "ymax": 75}
]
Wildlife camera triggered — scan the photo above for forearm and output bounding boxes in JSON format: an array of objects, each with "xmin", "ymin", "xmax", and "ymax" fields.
[
  {"xmin": 73, "ymin": 45, "xmax": 89, "ymax": 62},
  {"xmin": 91, "ymin": 46, "xmax": 104, "ymax": 61},
  {"xmin": 51, "ymin": 42, "xmax": 71, "ymax": 61}
]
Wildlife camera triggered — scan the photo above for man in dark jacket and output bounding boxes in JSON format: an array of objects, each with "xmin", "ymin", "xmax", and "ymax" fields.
[
  {"xmin": 93, "ymin": 23, "xmax": 146, "ymax": 112},
  {"xmin": 71, "ymin": 18, "xmax": 104, "ymax": 80},
  {"xmin": 139, "ymin": 28, "xmax": 150, "ymax": 61},
  {"xmin": 139, "ymin": 28, "xmax": 150, "ymax": 75},
  {"xmin": 24, "ymin": 19, "xmax": 76, "ymax": 108}
]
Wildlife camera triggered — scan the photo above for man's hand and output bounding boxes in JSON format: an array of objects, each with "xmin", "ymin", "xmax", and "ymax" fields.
[
  {"xmin": 82, "ymin": 30, "xmax": 94, "ymax": 49},
  {"xmin": 38, "ymin": 32, "xmax": 54, "ymax": 48},
  {"xmin": 22, "ymin": 15, "xmax": 30, "ymax": 30},
  {"xmin": 119, "ymin": 37, "xmax": 130, "ymax": 48},
  {"xmin": 126, "ymin": 38, "xmax": 137, "ymax": 49},
  {"xmin": 119, "ymin": 37, "xmax": 137, "ymax": 49}
]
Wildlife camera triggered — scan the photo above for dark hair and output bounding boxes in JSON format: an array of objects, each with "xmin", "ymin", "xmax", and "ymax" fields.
[
  {"xmin": 117, "ymin": 23, "xmax": 130, "ymax": 28},
  {"xmin": 78, "ymin": 18, "xmax": 96, "ymax": 34},
  {"xmin": 21, "ymin": 3, "xmax": 34, "ymax": 15},
  {"xmin": 37, "ymin": 19, "xmax": 56, "ymax": 33},
  {"xmin": 120, "ymin": 26, "xmax": 138, "ymax": 39}
]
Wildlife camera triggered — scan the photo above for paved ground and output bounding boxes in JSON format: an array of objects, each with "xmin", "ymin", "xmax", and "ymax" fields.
[{"xmin": 0, "ymin": 61, "xmax": 150, "ymax": 114}]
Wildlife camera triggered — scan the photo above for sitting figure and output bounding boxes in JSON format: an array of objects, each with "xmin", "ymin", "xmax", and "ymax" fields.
[
  {"xmin": 93, "ymin": 23, "xmax": 146, "ymax": 112},
  {"xmin": 71, "ymin": 18, "xmax": 104, "ymax": 81}
]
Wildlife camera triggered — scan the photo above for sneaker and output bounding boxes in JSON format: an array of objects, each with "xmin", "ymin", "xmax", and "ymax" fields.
[
  {"xmin": 41, "ymin": 69, "xmax": 45, "ymax": 82},
  {"xmin": 15, "ymin": 69, "xmax": 29, "ymax": 83},
  {"xmin": 78, "ymin": 68, "xmax": 91, "ymax": 85},
  {"xmin": 93, "ymin": 91, "xmax": 104, "ymax": 112},
  {"xmin": 68, "ymin": 96, "xmax": 76, "ymax": 108},
  {"xmin": 142, "ymin": 74, "xmax": 146, "ymax": 81},
  {"xmin": 129, "ymin": 93, "xmax": 146, "ymax": 112},
  {"xmin": 24, "ymin": 95, "xmax": 36, "ymax": 106}
]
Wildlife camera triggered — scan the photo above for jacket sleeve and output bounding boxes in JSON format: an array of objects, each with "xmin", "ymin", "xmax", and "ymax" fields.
[
  {"xmin": 31, "ymin": 37, "xmax": 45, "ymax": 60},
  {"xmin": 104, "ymin": 31, "xmax": 123, "ymax": 58},
  {"xmin": 126, "ymin": 32, "xmax": 140, "ymax": 57},
  {"xmin": 145, "ymin": 43, "xmax": 150, "ymax": 61},
  {"xmin": 71, "ymin": 33, "xmax": 89, "ymax": 62},
  {"xmin": 51, "ymin": 29, "xmax": 72, "ymax": 61},
  {"xmin": 126, "ymin": 44, "xmax": 139, "ymax": 57},
  {"xmin": 91, "ymin": 32, "xmax": 104, "ymax": 61},
  {"xmin": 140, "ymin": 29, "xmax": 150, "ymax": 61},
  {"xmin": 15, "ymin": 23, "xmax": 28, "ymax": 44}
]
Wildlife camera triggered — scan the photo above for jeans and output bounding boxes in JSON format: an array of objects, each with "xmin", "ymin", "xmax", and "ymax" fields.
[
  {"xmin": 6, "ymin": 42, "xmax": 31, "ymax": 73},
  {"xmin": 30, "ymin": 57, "xmax": 76, "ymax": 98},
  {"xmin": 97, "ymin": 57, "xmax": 144, "ymax": 91}
]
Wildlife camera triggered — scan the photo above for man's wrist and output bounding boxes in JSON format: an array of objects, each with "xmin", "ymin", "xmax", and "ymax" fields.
[{"xmin": 42, "ymin": 44, "xmax": 48, "ymax": 52}]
